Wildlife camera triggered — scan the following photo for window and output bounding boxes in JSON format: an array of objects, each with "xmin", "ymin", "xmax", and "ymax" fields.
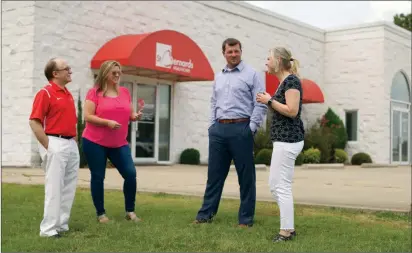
[
  {"xmin": 345, "ymin": 110, "xmax": 358, "ymax": 141},
  {"xmin": 391, "ymin": 71, "xmax": 410, "ymax": 103}
]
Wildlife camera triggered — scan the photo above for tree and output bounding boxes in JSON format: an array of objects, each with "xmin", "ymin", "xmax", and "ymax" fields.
[
  {"xmin": 321, "ymin": 108, "xmax": 348, "ymax": 150},
  {"xmin": 393, "ymin": 13, "xmax": 411, "ymax": 32}
]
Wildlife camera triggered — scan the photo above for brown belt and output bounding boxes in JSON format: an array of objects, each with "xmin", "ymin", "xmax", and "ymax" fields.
[{"xmin": 218, "ymin": 118, "xmax": 249, "ymax": 124}]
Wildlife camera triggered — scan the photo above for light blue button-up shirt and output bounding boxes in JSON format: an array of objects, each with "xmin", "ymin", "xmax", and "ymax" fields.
[{"xmin": 209, "ymin": 61, "xmax": 268, "ymax": 132}]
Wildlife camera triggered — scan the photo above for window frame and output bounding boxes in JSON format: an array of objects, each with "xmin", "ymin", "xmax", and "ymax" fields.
[{"xmin": 345, "ymin": 109, "xmax": 359, "ymax": 143}]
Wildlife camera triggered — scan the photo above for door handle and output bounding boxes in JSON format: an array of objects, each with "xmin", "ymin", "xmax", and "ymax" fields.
[{"xmin": 132, "ymin": 122, "xmax": 138, "ymax": 138}]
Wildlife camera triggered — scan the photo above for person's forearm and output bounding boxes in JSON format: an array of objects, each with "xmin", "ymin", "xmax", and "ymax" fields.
[
  {"xmin": 209, "ymin": 97, "xmax": 217, "ymax": 126},
  {"xmin": 84, "ymin": 115, "xmax": 109, "ymax": 127},
  {"xmin": 129, "ymin": 103, "xmax": 135, "ymax": 120},
  {"xmin": 271, "ymin": 100, "xmax": 297, "ymax": 118},
  {"xmin": 29, "ymin": 120, "xmax": 49, "ymax": 148},
  {"xmin": 250, "ymin": 73, "xmax": 268, "ymax": 132},
  {"xmin": 210, "ymin": 104, "xmax": 216, "ymax": 126},
  {"xmin": 250, "ymin": 103, "xmax": 268, "ymax": 132}
]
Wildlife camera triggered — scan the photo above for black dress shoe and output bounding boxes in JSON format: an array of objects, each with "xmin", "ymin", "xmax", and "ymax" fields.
[{"xmin": 192, "ymin": 218, "xmax": 213, "ymax": 224}]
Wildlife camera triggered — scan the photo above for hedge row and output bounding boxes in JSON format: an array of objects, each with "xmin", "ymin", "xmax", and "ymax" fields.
[{"xmin": 179, "ymin": 148, "xmax": 373, "ymax": 166}]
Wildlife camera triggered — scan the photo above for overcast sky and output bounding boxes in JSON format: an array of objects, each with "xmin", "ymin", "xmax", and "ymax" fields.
[{"xmin": 245, "ymin": 1, "xmax": 411, "ymax": 29}]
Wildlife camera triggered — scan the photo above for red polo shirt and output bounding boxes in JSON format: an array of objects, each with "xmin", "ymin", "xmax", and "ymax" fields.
[{"xmin": 29, "ymin": 81, "xmax": 77, "ymax": 137}]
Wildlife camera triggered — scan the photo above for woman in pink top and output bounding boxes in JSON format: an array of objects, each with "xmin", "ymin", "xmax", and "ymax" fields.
[{"xmin": 82, "ymin": 60, "xmax": 142, "ymax": 223}]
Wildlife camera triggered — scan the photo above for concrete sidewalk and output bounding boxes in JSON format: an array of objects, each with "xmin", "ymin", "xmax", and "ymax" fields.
[{"xmin": 2, "ymin": 165, "xmax": 411, "ymax": 212}]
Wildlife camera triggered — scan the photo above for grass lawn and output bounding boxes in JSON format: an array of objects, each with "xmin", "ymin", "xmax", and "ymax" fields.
[{"xmin": 2, "ymin": 183, "xmax": 411, "ymax": 252}]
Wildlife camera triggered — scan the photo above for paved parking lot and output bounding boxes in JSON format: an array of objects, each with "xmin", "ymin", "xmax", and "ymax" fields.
[{"xmin": 2, "ymin": 164, "xmax": 411, "ymax": 212}]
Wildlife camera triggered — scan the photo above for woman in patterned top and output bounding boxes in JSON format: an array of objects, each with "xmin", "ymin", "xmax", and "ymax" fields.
[{"xmin": 256, "ymin": 47, "xmax": 304, "ymax": 243}]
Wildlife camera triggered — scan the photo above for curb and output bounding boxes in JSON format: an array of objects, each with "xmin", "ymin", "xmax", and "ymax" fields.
[
  {"xmin": 230, "ymin": 164, "xmax": 267, "ymax": 171},
  {"xmin": 301, "ymin": 164, "xmax": 345, "ymax": 169}
]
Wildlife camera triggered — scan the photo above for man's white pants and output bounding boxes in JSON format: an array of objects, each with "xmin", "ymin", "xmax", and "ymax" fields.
[
  {"xmin": 269, "ymin": 141, "xmax": 304, "ymax": 230},
  {"xmin": 38, "ymin": 136, "xmax": 79, "ymax": 237}
]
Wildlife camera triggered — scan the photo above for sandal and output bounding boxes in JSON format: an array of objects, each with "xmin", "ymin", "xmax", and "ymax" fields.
[
  {"xmin": 272, "ymin": 230, "xmax": 296, "ymax": 242},
  {"xmin": 125, "ymin": 212, "xmax": 142, "ymax": 222},
  {"xmin": 272, "ymin": 233, "xmax": 293, "ymax": 242},
  {"xmin": 97, "ymin": 214, "xmax": 110, "ymax": 223}
]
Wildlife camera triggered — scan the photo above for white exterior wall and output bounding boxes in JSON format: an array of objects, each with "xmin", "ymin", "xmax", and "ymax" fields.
[
  {"xmin": 324, "ymin": 24, "xmax": 386, "ymax": 162},
  {"xmin": 170, "ymin": 1, "xmax": 325, "ymax": 163},
  {"xmin": 383, "ymin": 24, "xmax": 412, "ymax": 163},
  {"xmin": 1, "ymin": 1, "xmax": 325, "ymax": 166},
  {"xmin": 3, "ymin": 2, "xmax": 409, "ymax": 167},
  {"xmin": 2, "ymin": 1, "xmax": 36, "ymax": 166},
  {"xmin": 323, "ymin": 22, "xmax": 411, "ymax": 163}
]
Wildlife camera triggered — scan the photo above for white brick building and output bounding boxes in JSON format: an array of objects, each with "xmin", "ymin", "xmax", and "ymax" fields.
[{"xmin": 2, "ymin": 1, "xmax": 411, "ymax": 167}]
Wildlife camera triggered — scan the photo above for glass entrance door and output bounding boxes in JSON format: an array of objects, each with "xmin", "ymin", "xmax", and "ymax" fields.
[
  {"xmin": 400, "ymin": 111, "xmax": 410, "ymax": 163},
  {"xmin": 157, "ymin": 84, "xmax": 171, "ymax": 162},
  {"xmin": 135, "ymin": 84, "xmax": 157, "ymax": 160},
  {"xmin": 391, "ymin": 108, "xmax": 410, "ymax": 164},
  {"xmin": 121, "ymin": 82, "xmax": 133, "ymax": 146},
  {"xmin": 121, "ymin": 80, "xmax": 172, "ymax": 163}
]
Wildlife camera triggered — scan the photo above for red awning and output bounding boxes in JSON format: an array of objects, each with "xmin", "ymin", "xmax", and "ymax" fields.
[
  {"xmin": 265, "ymin": 72, "xmax": 324, "ymax": 104},
  {"xmin": 90, "ymin": 30, "xmax": 214, "ymax": 82}
]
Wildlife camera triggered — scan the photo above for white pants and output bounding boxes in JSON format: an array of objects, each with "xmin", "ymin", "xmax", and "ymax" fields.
[
  {"xmin": 269, "ymin": 141, "xmax": 304, "ymax": 230},
  {"xmin": 38, "ymin": 136, "xmax": 79, "ymax": 237}
]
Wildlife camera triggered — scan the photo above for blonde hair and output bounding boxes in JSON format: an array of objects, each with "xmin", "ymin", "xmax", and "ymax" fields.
[
  {"xmin": 269, "ymin": 47, "xmax": 300, "ymax": 78},
  {"xmin": 94, "ymin": 60, "xmax": 121, "ymax": 96}
]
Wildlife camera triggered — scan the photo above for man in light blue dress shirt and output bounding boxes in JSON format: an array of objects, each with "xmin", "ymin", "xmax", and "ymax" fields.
[{"xmin": 194, "ymin": 38, "xmax": 268, "ymax": 227}]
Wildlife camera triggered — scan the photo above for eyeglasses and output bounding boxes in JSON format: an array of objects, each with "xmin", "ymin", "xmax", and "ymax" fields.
[{"xmin": 54, "ymin": 67, "xmax": 71, "ymax": 72}]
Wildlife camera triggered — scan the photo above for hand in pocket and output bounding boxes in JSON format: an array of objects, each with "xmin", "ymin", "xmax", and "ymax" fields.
[{"xmin": 43, "ymin": 137, "xmax": 49, "ymax": 150}]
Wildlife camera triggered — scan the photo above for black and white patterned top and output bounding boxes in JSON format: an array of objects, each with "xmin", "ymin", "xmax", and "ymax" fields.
[{"xmin": 270, "ymin": 74, "xmax": 305, "ymax": 143}]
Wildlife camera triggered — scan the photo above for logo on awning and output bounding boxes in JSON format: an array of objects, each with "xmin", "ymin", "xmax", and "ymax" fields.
[{"xmin": 155, "ymin": 42, "xmax": 194, "ymax": 73}]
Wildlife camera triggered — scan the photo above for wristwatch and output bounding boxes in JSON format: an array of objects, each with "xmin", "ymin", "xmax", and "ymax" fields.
[{"xmin": 267, "ymin": 99, "xmax": 273, "ymax": 106}]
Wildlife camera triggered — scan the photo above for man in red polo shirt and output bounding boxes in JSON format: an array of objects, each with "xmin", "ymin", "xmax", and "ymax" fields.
[{"xmin": 29, "ymin": 58, "xmax": 79, "ymax": 238}]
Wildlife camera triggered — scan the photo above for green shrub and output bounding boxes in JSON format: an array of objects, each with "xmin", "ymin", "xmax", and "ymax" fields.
[
  {"xmin": 295, "ymin": 152, "xmax": 304, "ymax": 165},
  {"xmin": 304, "ymin": 122, "xmax": 336, "ymax": 163},
  {"xmin": 254, "ymin": 148, "xmax": 272, "ymax": 165},
  {"xmin": 321, "ymin": 108, "xmax": 348, "ymax": 150},
  {"xmin": 253, "ymin": 127, "xmax": 272, "ymax": 157},
  {"xmin": 180, "ymin": 148, "xmax": 200, "ymax": 165},
  {"xmin": 334, "ymin": 149, "xmax": 348, "ymax": 163},
  {"xmin": 304, "ymin": 107, "xmax": 347, "ymax": 163},
  {"xmin": 303, "ymin": 148, "xmax": 321, "ymax": 164},
  {"xmin": 351, "ymin": 152, "xmax": 372, "ymax": 165}
]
